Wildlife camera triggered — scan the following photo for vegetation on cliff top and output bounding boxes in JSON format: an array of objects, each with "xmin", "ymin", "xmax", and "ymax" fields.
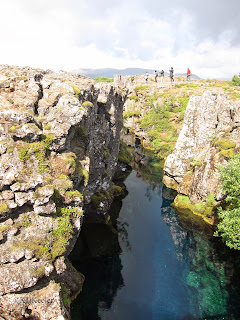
[
  {"xmin": 94, "ymin": 76, "xmax": 113, "ymax": 83},
  {"xmin": 138, "ymin": 93, "xmax": 189, "ymax": 160},
  {"xmin": 232, "ymin": 74, "xmax": 240, "ymax": 86}
]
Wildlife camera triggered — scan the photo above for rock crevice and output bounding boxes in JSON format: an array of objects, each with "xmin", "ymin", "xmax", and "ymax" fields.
[{"xmin": 0, "ymin": 65, "xmax": 126, "ymax": 319}]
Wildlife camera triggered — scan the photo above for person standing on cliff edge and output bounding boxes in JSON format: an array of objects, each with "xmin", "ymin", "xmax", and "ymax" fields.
[
  {"xmin": 186, "ymin": 68, "xmax": 191, "ymax": 82},
  {"xmin": 160, "ymin": 70, "xmax": 164, "ymax": 82},
  {"xmin": 154, "ymin": 70, "xmax": 158, "ymax": 82},
  {"xmin": 169, "ymin": 67, "xmax": 174, "ymax": 82},
  {"xmin": 145, "ymin": 71, "xmax": 149, "ymax": 84}
]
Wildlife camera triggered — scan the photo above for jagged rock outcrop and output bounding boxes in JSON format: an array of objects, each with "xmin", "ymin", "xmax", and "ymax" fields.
[
  {"xmin": 163, "ymin": 91, "xmax": 240, "ymax": 209},
  {"xmin": 0, "ymin": 65, "xmax": 126, "ymax": 319}
]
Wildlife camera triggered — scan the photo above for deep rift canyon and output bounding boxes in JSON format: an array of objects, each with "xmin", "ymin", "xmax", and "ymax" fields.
[{"xmin": 1, "ymin": 65, "xmax": 240, "ymax": 319}]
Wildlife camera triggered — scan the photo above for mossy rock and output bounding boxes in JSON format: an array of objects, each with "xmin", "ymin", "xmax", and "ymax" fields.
[
  {"xmin": 190, "ymin": 159, "xmax": 202, "ymax": 167},
  {"xmin": 44, "ymin": 124, "xmax": 52, "ymax": 130},
  {"xmin": 118, "ymin": 141, "xmax": 133, "ymax": 164},
  {"xmin": 220, "ymin": 148, "xmax": 235, "ymax": 158},
  {"xmin": 214, "ymin": 139, "xmax": 236, "ymax": 150},
  {"xmin": 173, "ymin": 194, "xmax": 216, "ymax": 223},
  {"xmin": 60, "ymin": 285, "xmax": 71, "ymax": 309},
  {"xmin": 193, "ymin": 202, "xmax": 206, "ymax": 213},
  {"xmin": 21, "ymin": 216, "xmax": 32, "ymax": 228},
  {"xmin": 128, "ymin": 95, "xmax": 139, "ymax": 101},
  {"xmin": 65, "ymin": 190, "xmax": 83, "ymax": 201},
  {"xmin": 71, "ymin": 85, "xmax": 81, "ymax": 96},
  {"xmin": 123, "ymin": 110, "xmax": 141, "ymax": 118},
  {"xmin": 75, "ymin": 125, "xmax": 87, "ymax": 138},
  {"xmin": 18, "ymin": 135, "xmax": 54, "ymax": 173},
  {"xmin": 173, "ymin": 195, "xmax": 192, "ymax": 211},
  {"xmin": 91, "ymin": 192, "xmax": 106, "ymax": 209},
  {"xmin": 82, "ymin": 101, "xmax": 93, "ymax": 108},
  {"xmin": 0, "ymin": 203, "xmax": 9, "ymax": 214}
]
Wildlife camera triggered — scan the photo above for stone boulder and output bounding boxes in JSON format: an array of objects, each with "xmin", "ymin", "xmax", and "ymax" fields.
[{"xmin": 163, "ymin": 91, "xmax": 240, "ymax": 204}]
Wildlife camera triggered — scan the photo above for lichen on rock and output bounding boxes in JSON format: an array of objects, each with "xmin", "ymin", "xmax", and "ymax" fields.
[
  {"xmin": 163, "ymin": 91, "xmax": 240, "ymax": 221},
  {"xmin": 0, "ymin": 64, "xmax": 126, "ymax": 318}
]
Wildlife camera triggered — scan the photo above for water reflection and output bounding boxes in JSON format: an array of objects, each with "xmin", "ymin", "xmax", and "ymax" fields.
[
  {"xmin": 70, "ymin": 254, "xmax": 124, "ymax": 320},
  {"xmin": 71, "ymin": 170, "xmax": 240, "ymax": 320},
  {"xmin": 161, "ymin": 189, "xmax": 240, "ymax": 320},
  {"xmin": 70, "ymin": 182, "xmax": 128, "ymax": 320}
]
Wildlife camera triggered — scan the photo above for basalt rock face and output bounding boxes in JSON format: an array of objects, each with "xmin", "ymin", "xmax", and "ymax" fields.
[
  {"xmin": 163, "ymin": 91, "xmax": 240, "ymax": 203},
  {"xmin": 0, "ymin": 65, "xmax": 126, "ymax": 319}
]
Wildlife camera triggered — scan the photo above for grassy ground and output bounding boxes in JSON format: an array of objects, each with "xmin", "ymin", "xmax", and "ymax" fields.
[{"xmin": 123, "ymin": 77, "xmax": 240, "ymax": 166}]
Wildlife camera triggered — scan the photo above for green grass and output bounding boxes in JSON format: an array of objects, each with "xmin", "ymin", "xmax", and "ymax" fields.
[
  {"xmin": 21, "ymin": 216, "xmax": 32, "ymax": 228},
  {"xmin": 128, "ymin": 95, "xmax": 139, "ymax": 101},
  {"xmin": 18, "ymin": 135, "xmax": 54, "ymax": 173},
  {"xmin": 94, "ymin": 76, "xmax": 113, "ymax": 83},
  {"xmin": 123, "ymin": 110, "xmax": 141, "ymax": 118},
  {"xmin": 175, "ymin": 83, "xmax": 200, "ymax": 88},
  {"xmin": 134, "ymin": 85, "xmax": 148, "ymax": 93}
]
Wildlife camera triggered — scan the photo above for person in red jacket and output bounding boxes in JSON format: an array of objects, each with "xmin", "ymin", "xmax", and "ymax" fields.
[{"xmin": 186, "ymin": 68, "xmax": 191, "ymax": 82}]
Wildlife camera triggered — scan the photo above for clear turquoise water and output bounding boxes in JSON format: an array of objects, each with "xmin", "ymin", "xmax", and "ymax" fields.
[{"xmin": 70, "ymin": 170, "xmax": 240, "ymax": 320}]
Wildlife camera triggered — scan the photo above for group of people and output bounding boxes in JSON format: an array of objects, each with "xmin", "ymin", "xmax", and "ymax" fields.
[{"xmin": 144, "ymin": 68, "xmax": 192, "ymax": 84}]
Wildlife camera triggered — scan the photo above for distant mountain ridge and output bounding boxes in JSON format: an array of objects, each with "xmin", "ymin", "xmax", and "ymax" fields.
[{"xmin": 73, "ymin": 67, "xmax": 200, "ymax": 79}]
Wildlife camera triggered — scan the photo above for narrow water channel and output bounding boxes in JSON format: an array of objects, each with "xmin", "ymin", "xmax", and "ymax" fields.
[{"xmin": 70, "ymin": 170, "xmax": 240, "ymax": 320}]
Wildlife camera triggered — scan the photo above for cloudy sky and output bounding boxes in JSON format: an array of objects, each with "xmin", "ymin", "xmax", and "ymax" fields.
[{"xmin": 0, "ymin": 0, "xmax": 239, "ymax": 79}]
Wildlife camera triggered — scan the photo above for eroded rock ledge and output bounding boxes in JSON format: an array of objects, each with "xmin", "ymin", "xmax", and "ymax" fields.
[
  {"xmin": 163, "ymin": 91, "xmax": 240, "ymax": 222},
  {"xmin": 0, "ymin": 65, "xmax": 126, "ymax": 319}
]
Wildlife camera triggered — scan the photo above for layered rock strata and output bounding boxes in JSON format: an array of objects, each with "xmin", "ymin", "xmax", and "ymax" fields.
[
  {"xmin": 163, "ymin": 91, "xmax": 240, "ymax": 210},
  {"xmin": 0, "ymin": 65, "xmax": 126, "ymax": 319}
]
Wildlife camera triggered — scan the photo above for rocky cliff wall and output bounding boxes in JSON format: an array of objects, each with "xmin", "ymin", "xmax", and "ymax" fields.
[
  {"xmin": 0, "ymin": 65, "xmax": 126, "ymax": 319},
  {"xmin": 163, "ymin": 91, "xmax": 240, "ymax": 221}
]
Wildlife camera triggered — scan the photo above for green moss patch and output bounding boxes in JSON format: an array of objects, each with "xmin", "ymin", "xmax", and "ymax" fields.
[
  {"xmin": 21, "ymin": 216, "xmax": 32, "ymax": 228},
  {"xmin": 71, "ymin": 85, "xmax": 81, "ymax": 96},
  {"xmin": 0, "ymin": 203, "xmax": 9, "ymax": 214},
  {"xmin": 91, "ymin": 191, "xmax": 107, "ymax": 209},
  {"xmin": 219, "ymin": 149, "xmax": 235, "ymax": 158},
  {"xmin": 18, "ymin": 135, "xmax": 54, "ymax": 173},
  {"xmin": 214, "ymin": 139, "xmax": 236, "ymax": 150},
  {"xmin": 134, "ymin": 85, "xmax": 148, "ymax": 93},
  {"xmin": 118, "ymin": 141, "xmax": 133, "ymax": 164},
  {"xmin": 173, "ymin": 194, "xmax": 216, "ymax": 223},
  {"xmin": 128, "ymin": 95, "xmax": 139, "ymax": 101},
  {"xmin": 82, "ymin": 101, "xmax": 93, "ymax": 108},
  {"xmin": 123, "ymin": 110, "xmax": 141, "ymax": 118},
  {"xmin": 44, "ymin": 124, "xmax": 52, "ymax": 130}
]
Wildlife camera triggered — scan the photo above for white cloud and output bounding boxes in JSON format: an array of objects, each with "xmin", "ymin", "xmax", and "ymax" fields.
[{"xmin": 0, "ymin": 0, "xmax": 239, "ymax": 78}]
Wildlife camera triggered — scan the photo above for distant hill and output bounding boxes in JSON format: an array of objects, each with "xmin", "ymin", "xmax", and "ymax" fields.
[{"xmin": 73, "ymin": 68, "xmax": 200, "ymax": 79}]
